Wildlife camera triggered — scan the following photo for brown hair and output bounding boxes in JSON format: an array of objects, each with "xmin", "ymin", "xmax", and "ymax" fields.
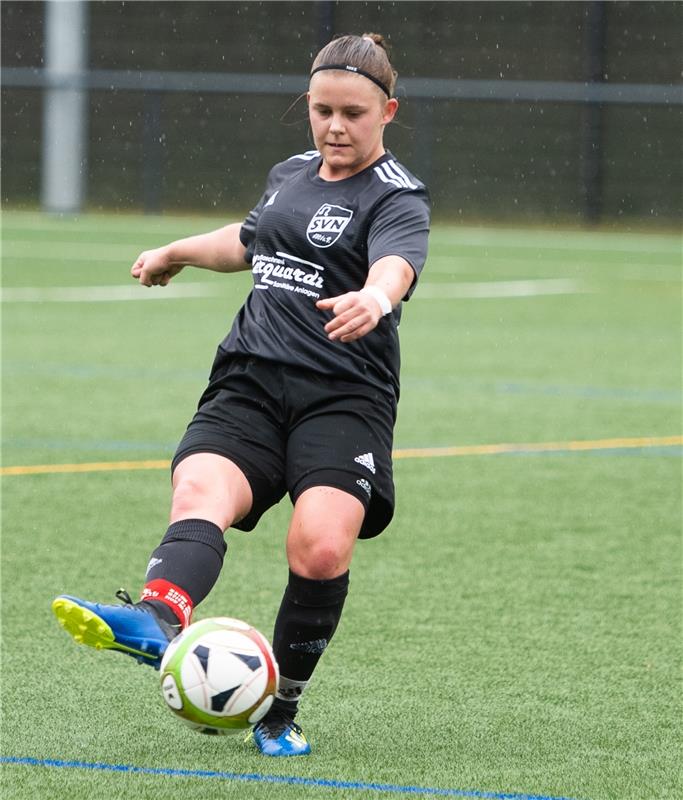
[{"xmin": 311, "ymin": 33, "xmax": 398, "ymax": 98}]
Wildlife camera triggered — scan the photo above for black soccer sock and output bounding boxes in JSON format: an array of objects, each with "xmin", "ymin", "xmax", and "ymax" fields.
[
  {"xmin": 270, "ymin": 569, "xmax": 350, "ymax": 716},
  {"xmin": 140, "ymin": 518, "xmax": 227, "ymax": 628}
]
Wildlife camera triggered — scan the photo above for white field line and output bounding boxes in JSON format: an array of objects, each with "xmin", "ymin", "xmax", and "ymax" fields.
[
  {"xmin": 2, "ymin": 242, "xmax": 138, "ymax": 261},
  {"xmin": 414, "ymin": 278, "xmax": 590, "ymax": 298},
  {"xmin": 428, "ymin": 230, "xmax": 683, "ymax": 253},
  {"xmin": 424, "ymin": 254, "xmax": 681, "ymax": 274},
  {"xmin": 0, "ymin": 283, "xmax": 220, "ymax": 302},
  {"xmin": 1, "ymin": 279, "xmax": 589, "ymax": 303}
]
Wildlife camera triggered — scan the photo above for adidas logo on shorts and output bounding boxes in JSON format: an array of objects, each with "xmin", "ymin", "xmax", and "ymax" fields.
[
  {"xmin": 354, "ymin": 452, "xmax": 376, "ymax": 474},
  {"xmin": 356, "ymin": 478, "xmax": 372, "ymax": 497}
]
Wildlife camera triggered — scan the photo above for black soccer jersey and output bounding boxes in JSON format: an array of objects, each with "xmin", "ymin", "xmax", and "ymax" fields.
[{"xmin": 224, "ymin": 150, "xmax": 430, "ymax": 399}]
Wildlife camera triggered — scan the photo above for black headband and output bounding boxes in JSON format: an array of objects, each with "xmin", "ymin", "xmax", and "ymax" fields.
[{"xmin": 310, "ymin": 64, "xmax": 391, "ymax": 98}]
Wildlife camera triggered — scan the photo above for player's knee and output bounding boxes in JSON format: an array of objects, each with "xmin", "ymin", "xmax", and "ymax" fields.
[{"xmin": 289, "ymin": 537, "xmax": 351, "ymax": 580}]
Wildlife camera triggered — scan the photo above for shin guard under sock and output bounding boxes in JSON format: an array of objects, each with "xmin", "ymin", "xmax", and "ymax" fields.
[
  {"xmin": 141, "ymin": 518, "xmax": 226, "ymax": 628},
  {"xmin": 271, "ymin": 569, "xmax": 349, "ymax": 713}
]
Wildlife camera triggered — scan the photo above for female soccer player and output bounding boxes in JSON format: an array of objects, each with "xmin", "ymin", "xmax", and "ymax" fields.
[{"xmin": 53, "ymin": 32, "xmax": 430, "ymax": 757}]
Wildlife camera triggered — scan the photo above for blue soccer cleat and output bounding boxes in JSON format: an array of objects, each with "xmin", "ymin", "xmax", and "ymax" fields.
[
  {"xmin": 51, "ymin": 589, "xmax": 177, "ymax": 669},
  {"xmin": 247, "ymin": 708, "xmax": 312, "ymax": 757}
]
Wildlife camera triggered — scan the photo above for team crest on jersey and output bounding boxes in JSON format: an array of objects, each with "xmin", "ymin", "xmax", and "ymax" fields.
[{"xmin": 306, "ymin": 204, "xmax": 353, "ymax": 248}]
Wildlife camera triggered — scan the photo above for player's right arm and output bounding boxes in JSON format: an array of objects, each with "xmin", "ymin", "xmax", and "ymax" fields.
[{"xmin": 131, "ymin": 223, "xmax": 250, "ymax": 287}]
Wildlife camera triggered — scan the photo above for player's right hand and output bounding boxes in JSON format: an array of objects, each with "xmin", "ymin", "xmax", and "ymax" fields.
[{"xmin": 131, "ymin": 247, "xmax": 185, "ymax": 287}]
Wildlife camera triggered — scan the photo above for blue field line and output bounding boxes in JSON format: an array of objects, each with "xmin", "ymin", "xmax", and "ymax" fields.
[
  {"xmin": 3, "ymin": 436, "xmax": 179, "ymax": 453},
  {"xmin": 0, "ymin": 755, "xmax": 583, "ymax": 800},
  {"xmin": 401, "ymin": 376, "xmax": 681, "ymax": 407},
  {"xmin": 6, "ymin": 361, "xmax": 680, "ymax": 407},
  {"xmin": 493, "ymin": 381, "xmax": 680, "ymax": 405}
]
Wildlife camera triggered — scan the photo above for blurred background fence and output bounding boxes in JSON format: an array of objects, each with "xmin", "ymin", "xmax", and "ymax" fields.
[{"xmin": 2, "ymin": 0, "xmax": 681, "ymax": 225}]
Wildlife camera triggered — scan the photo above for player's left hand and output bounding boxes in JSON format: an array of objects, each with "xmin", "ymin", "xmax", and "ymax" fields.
[{"xmin": 316, "ymin": 291, "xmax": 383, "ymax": 343}]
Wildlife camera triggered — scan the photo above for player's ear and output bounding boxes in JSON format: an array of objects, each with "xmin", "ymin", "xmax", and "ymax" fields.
[{"xmin": 382, "ymin": 97, "xmax": 399, "ymax": 125}]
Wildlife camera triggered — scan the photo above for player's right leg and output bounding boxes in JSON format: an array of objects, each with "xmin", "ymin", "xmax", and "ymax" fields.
[{"xmin": 52, "ymin": 453, "xmax": 253, "ymax": 669}]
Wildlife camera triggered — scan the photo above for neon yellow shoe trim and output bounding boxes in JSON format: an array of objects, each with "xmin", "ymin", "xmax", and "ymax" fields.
[{"xmin": 51, "ymin": 597, "xmax": 149, "ymax": 659}]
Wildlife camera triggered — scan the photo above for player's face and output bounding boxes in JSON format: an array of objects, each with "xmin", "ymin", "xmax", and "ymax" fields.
[{"xmin": 308, "ymin": 72, "xmax": 399, "ymax": 180}]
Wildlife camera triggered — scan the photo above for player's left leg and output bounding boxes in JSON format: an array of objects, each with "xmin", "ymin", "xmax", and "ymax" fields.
[{"xmin": 249, "ymin": 486, "xmax": 364, "ymax": 756}]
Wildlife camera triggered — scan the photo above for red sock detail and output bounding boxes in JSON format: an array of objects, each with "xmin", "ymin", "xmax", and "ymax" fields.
[{"xmin": 141, "ymin": 579, "xmax": 193, "ymax": 628}]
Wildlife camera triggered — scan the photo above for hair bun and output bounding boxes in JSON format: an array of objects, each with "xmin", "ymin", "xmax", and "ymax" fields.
[{"xmin": 362, "ymin": 32, "xmax": 389, "ymax": 52}]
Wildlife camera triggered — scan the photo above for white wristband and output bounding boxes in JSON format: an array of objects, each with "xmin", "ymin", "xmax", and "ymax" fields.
[{"xmin": 361, "ymin": 285, "xmax": 393, "ymax": 316}]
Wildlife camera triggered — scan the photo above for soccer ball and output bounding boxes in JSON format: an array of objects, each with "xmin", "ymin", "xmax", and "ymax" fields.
[{"xmin": 159, "ymin": 617, "xmax": 278, "ymax": 733}]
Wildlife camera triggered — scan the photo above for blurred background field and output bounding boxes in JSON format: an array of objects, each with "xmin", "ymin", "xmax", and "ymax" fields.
[
  {"xmin": 1, "ymin": 1, "xmax": 682, "ymax": 799},
  {"xmin": 2, "ymin": 1, "xmax": 681, "ymax": 224}
]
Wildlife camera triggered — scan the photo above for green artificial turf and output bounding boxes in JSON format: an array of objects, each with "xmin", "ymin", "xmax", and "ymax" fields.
[{"xmin": 1, "ymin": 211, "xmax": 681, "ymax": 799}]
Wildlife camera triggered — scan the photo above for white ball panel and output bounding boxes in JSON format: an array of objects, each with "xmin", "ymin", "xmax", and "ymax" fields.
[
  {"xmin": 205, "ymin": 649, "xmax": 252, "ymax": 692},
  {"xmin": 161, "ymin": 673, "xmax": 183, "ymax": 710},
  {"xmin": 224, "ymin": 667, "xmax": 267, "ymax": 715},
  {"xmin": 181, "ymin": 651, "xmax": 212, "ymax": 698},
  {"xmin": 248, "ymin": 694, "xmax": 274, "ymax": 724}
]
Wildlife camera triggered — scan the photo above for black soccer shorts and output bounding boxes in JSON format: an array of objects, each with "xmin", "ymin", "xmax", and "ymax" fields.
[{"xmin": 172, "ymin": 351, "xmax": 397, "ymax": 539}]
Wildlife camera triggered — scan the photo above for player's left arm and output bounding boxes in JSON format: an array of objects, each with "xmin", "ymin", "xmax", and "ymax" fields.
[{"xmin": 316, "ymin": 255, "xmax": 415, "ymax": 343}]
